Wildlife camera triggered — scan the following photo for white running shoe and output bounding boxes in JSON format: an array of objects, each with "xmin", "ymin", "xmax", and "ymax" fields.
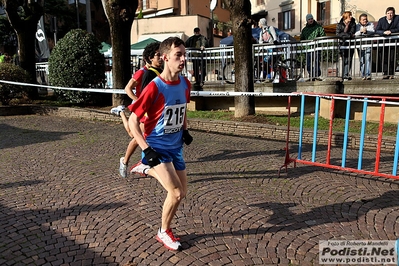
[
  {"xmin": 110, "ymin": 105, "xmax": 125, "ymax": 116},
  {"xmin": 119, "ymin": 157, "xmax": 127, "ymax": 178},
  {"xmin": 156, "ymin": 228, "xmax": 182, "ymax": 251},
  {"xmin": 130, "ymin": 160, "xmax": 150, "ymax": 176}
]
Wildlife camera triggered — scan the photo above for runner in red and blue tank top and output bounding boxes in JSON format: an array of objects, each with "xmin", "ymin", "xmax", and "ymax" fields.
[{"xmin": 128, "ymin": 37, "xmax": 192, "ymax": 251}]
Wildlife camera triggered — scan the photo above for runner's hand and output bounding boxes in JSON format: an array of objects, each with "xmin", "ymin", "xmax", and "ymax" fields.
[
  {"xmin": 144, "ymin": 147, "xmax": 161, "ymax": 167},
  {"xmin": 183, "ymin": 130, "xmax": 193, "ymax": 145}
]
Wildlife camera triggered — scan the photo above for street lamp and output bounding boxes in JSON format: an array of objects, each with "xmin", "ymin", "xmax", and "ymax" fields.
[
  {"xmin": 76, "ymin": 0, "xmax": 80, "ymax": 28},
  {"xmin": 210, "ymin": 0, "xmax": 217, "ymax": 47}
]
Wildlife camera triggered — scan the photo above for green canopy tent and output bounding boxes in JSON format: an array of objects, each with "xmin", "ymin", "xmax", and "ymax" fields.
[
  {"xmin": 102, "ymin": 38, "xmax": 159, "ymax": 57},
  {"xmin": 130, "ymin": 38, "xmax": 159, "ymax": 55}
]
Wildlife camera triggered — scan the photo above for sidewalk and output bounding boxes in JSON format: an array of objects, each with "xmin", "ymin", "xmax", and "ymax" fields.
[{"xmin": 1, "ymin": 114, "xmax": 399, "ymax": 265}]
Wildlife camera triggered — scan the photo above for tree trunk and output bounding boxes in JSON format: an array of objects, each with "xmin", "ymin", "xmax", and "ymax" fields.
[
  {"xmin": 101, "ymin": 0, "xmax": 138, "ymax": 106},
  {"xmin": 224, "ymin": 0, "xmax": 255, "ymax": 117},
  {"xmin": 4, "ymin": 0, "xmax": 44, "ymax": 99}
]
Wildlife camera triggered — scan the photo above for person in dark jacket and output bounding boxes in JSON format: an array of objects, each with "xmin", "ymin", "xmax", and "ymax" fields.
[
  {"xmin": 336, "ymin": 11, "xmax": 356, "ymax": 80},
  {"xmin": 300, "ymin": 14, "xmax": 326, "ymax": 81},
  {"xmin": 185, "ymin": 27, "xmax": 208, "ymax": 85},
  {"xmin": 375, "ymin": 7, "xmax": 399, "ymax": 79}
]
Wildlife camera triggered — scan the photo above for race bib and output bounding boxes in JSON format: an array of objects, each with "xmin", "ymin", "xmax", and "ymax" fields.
[{"xmin": 163, "ymin": 103, "xmax": 186, "ymax": 134}]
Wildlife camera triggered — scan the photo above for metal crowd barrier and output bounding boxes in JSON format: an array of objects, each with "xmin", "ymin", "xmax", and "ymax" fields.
[
  {"xmin": 35, "ymin": 34, "xmax": 399, "ymax": 87},
  {"xmin": 336, "ymin": 34, "xmax": 399, "ymax": 80},
  {"xmin": 280, "ymin": 93, "xmax": 399, "ymax": 179},
  {"xmin": 184, "ymin": 34, "xmax": 399, "ymax": 84}
]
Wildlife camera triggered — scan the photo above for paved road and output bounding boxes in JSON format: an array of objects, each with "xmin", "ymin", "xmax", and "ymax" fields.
[{"xmin": 1, "ymin": 115, "xmax": 399, "ymax": 266}]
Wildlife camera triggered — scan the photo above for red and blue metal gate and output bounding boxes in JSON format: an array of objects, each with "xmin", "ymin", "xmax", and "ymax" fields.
[{"xmin": 280, "ymin": 93, "xmax": 399, "ymax": 180}]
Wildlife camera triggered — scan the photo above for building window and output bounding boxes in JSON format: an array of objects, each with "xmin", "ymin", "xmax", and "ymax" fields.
[
  {"xmin": 283, "ymin": 11, "xmax": 291, "ymax": 29},
  {"xmin": 139, "ymin": 0, "xmax": 148, "ymax": 10},
  {"xmin": 317, "ymin": 0, "xmax": 331, "ymax": 25},
  {"xmin": 278, "ymin": 9, "xmax": 295, "ymax": 30}
]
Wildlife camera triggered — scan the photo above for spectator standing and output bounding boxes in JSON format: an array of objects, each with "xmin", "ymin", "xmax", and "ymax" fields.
[
  {"xmin": 355, "ymin": 13, "xmax": 375, "ymax": 80},
  {"xmin": 375, "ymin": 7, "xmax": 399, "ymax": 79},
  {"xmin": 258, "ymin": 18, "xmax": 279, "ymax": 44},
  {"xmin": 185, "ymin": 27, "xmax": 208, "ymax": 86},
  {"xmin": 258, "ymin": 18, "xmax": 279, "ymax": 81},
  {"xmin": 300, "ymin": 14, "xmax": 326, "ymax": 81},
  {"xmin": 336, "ymin": 11, "xmax": 356, "ymax": 81}
]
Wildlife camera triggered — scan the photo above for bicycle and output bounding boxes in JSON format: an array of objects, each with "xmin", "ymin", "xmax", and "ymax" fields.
[
  {"xmin": 272, "ymin": 56, "xmax": 303, "ymax": 83},
  {"xmin": 222, "ymin": 46, "xmax": 303, "ymax": 84}
]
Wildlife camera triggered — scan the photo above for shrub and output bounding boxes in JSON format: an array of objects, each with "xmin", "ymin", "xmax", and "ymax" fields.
[
  {"xmin": 0, "ymin": 63, "xmax": 31, "ymax": 105},
  {"xmin": 48, "ymin": 29, "xmax": 105, "ymax": 104}
]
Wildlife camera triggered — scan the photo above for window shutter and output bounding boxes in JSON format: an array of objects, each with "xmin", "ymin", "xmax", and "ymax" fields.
[
  {"xmin": 278, "ymin": 12, "xmax": 283, "ymax": 29},
  {"xmin": 290, "ymin": 9, "xmax": 295, "ymax": 29}
]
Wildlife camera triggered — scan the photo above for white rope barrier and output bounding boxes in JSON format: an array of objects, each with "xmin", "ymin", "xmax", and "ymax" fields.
[
  {"xmin": 0, "ymin": 79, "xmax": 294, "ymax": 97},
  {"xmin": 2, "ymin": 79, "xmax": 399, "ymax": 106},
  {"xmin": 0, "ymin": 79, "xmax": 125, "ymax": 94}
]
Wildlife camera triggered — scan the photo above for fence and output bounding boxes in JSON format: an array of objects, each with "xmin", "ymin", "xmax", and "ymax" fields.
[
  {"xmin": 280, "ymin": 92, "xmax": 399, "ymax": 180},
  {"xmin": 184, "ymin": 34, "xmax": 399, "ymax": 84},
  {"xmin": 35, "ymin": 34, "xmax": 399, "ymax": 87}
]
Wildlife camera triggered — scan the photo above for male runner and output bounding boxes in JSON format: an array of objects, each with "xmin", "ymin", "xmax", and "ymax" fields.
[{"xmin": 128, "ymin": 37, "xmax": 193, "ymax": 251}]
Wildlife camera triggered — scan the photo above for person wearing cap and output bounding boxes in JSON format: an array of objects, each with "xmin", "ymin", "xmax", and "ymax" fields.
[
  {"xmin": 300, "ymin": 14, "xmax": 326, "ymax": 81},
  {"xmin": 258, "ymin": 18, "xmax": 280, "ymax": 81},
  {"xmin": 258, "ymin": 18, "xmax": 279, "ymax": 44},
  {"xmin": 185, "ymin": 27, "xmax": 208, "ymax": 86}
]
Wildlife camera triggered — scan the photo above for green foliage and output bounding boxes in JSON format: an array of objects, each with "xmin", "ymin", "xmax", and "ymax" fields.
[
  {"xmin": 0, "ymin": 63, "xmax": 31, "ymax": 105},
  {"xmin": 48, "ymin": 29, "xmax": 105, "ymax": 104},
  {"xmin": 43, "ymin": 0, "xmax": 80, "ymax": 40}
]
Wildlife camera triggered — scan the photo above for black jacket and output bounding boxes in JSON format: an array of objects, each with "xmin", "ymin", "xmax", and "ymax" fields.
[
  {"xmin": 336, "ymin": 17, "xmax": 356, "ymax": 39},
  {"xmin": 375, "ymin": 15, "xmax": 399, "ymax": 35}
]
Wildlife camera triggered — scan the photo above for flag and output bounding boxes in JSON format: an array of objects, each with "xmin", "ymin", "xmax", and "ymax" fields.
[{"xmin": 35, "ymin": 16, "xmax": 50, "ymax": 62}]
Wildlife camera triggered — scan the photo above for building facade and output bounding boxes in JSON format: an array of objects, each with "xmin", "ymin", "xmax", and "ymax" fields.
[
  {"xmin": 251, "ymin": 0, "xmax": 393, "ymax": 37},
  {"xmin": 130, "ymin": 0, "xmax": 392, "ymax": 46},
  {"xmin": 131, "ymin": 0, "xmax": 231, "ymax": 46}
]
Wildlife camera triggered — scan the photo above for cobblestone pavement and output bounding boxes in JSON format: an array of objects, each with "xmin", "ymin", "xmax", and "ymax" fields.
[{"xmin": 1, "ymin": 115, "xmax": 399, "ymax": 266}]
